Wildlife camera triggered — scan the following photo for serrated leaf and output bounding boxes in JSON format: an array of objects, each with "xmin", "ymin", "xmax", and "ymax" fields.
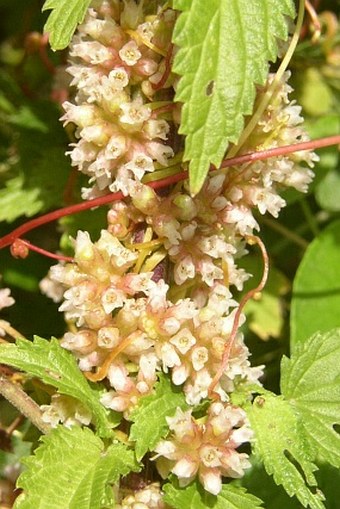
[
  {"xmin": 163, "ymin": 481, "xmax": 263, "ymax": 509},
  {"xmin": 281, "ymin": 329, "xmax": 340, "ymax": 469},
  {"xmin": 0, "ymin": 337, "xmax": 118, "ymax": 437},
  {"xmin": 242, "ymin": 457, "xmax": 303, "ymax": 509},
  {"xmin": 172, "ymin": 0, "xmax": 295, "ymax": 194},
  {"xmin": 248, "ymin": 393, "xmax": 325, "ymax": 509},
  {"xmin": 129, "ymin": 375, "xmax": 187, "ymax": 461},
  {"xmin": 290, "ymin": 220, "xmax": 340, "ymax": 346},
  {"xmin": 14, "ymin": 427, "xmax": 140, "ymax": 509},
  {"xmin": 42, "ymin": 0, "xmax": 91, "ymax": 51}
]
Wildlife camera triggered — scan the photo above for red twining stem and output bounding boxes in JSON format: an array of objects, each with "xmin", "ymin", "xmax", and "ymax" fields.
[
  {"xmin": 208, "ymin": 235, "xmax": 270, "ymax": 397},
  {"xmin": 0, "ymin": 134, "xmax": 339, "ymax": 253}
]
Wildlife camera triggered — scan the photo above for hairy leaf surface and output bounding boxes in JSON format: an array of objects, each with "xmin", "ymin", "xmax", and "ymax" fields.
[
  {"xmin": 0, "ymin": 337, "xmax": 118, "ymax": 436},
  {"xmin": 43, "ymin": 0, "xmax": 91, "ymax": 50},
  {"xmin": 248, "ymin": 393, "xmax": 325, "ymax": 509},
  {"xmin": 172, "ymin": 0, "xmax": 295, "ymax": 194},
  {"xmin": 281, "ymin": 329, "xmax": 340, "ymax": 468},
  {"xmin": 14, "ymin": 427, "xmax": 139, "ymax": 509},
  {"xmin": 163, "ymin": 481, "xmax": 263, "ymax": 509},
  {"xmin": 129, "ymin": 375, "xmax": 187, "ymax": 460}
]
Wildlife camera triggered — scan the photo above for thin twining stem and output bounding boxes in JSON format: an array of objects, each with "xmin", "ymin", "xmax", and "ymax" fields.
[
  {"xmin": 208, "ymin": 235, "xmax": 270, "ymax": 397},
  {"xmin": 0, "ymin": 320, "xmax": 27, "ymax": 342},
  {"xmin": 0, "ymin": 134, "xmax": 339, "ymax": 253},
  {"xmin": 0, "ymin": 374, "xmax": 51, "ymax": 434}
]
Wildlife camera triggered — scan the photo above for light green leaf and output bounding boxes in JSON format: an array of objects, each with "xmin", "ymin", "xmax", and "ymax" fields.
[
  {"xmin": 14, "ymin": 427, "xmax": 140, "ymax": 509},
  {"xmin": 172, "ymin": 0, "xmax": 295, "ymax": 194},
  {"xmin": 0, "ymin": 175, "xmax": 42, "ymax": 222},
  {"xmin": 281, "ymin": 329, "xmax": 340, "ymax": 468},
  {"xmin": 163, "ymin": 481, "xmax": 263, "ymax": 509},
  {"xmin": 248, "ymin": 393, "xmax": 325, "ymax": 509},
  {"xmin": 0, "ymin": 337, "xmax": 118, "ymax": 437},
  {"xmin": 129, "ymin": 375, "xmax": 187, "ymax": 461},
  {"xmin": 42, "ymin": 0, "xmax": 91, "ymax": 50},
  {"xmin": 315, "ymin": 166, "xmax": 340, "ymax": 212},
  {"xmin": 290, "ymin": 220, "xmax": 340, "ymax": 346},
  {"xmin": 242, "ymin": 457, "xmax": 303, "ymax": 509}
]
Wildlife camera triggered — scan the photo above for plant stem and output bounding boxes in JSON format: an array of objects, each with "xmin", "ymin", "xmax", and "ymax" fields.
[
  {"xmin": 226, "ymin": 0, "xmax": 306, "ymax": 158},
  {"xmin": 0, "ymin": 134, "xmax": 339, "ymax": 254},
  {"xmin": 0, "ymin": 375, "xmax": 51, "ymax": 434}
]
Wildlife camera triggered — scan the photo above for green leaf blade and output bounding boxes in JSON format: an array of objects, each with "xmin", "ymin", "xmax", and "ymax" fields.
[
  {"xmin": 14, "ymin": 427, "xmax": 139, "ymax": 509},
  {"xmin": 281, "ymin": 329, "xmax": 340, "ymax": 468},
  {"xmin": 0, "ymin": 337, "xmax": 118, "ymax": 437},
  {"xmin": 42, "ymin": 0, "xmax": 91, "ymax": 50},
  {"xmin": 129, "ymin": 375, "xmax": 187, "ymax": 461},
  {"xmin": 290, "ymin": 220, "xmax": 340, "ymax": 346},
  {"xmin": 248, "ymin": 393, "xmax": 325, "ymax": 509},
  {"xmin": 163, "ymin": 481, "xmax": 263, "ymax": 509},
  {"xmin": 172, "ymin": 0, "xmax": 295, "ymax": 194}
]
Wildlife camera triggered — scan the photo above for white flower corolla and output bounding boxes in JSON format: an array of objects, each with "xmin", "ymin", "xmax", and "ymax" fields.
[{"xmin": 119, "ymin": 40, "xmax": 142, "ymax": 66}]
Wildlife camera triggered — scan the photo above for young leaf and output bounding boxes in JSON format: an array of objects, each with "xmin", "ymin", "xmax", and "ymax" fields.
[
  {"xmin": 247, "ymin": 393, "xmax": 325, "ymax": 509},
  {"xmin": 129, "ymin": 374, "xmax": 187, "ymax": 460},
  {"xmin": 0, "ymin": 337, "xmax": 118, "ymax": 437},
  {"xmin": 172, "ymin": 0, "xmax": 295, "ymax": 195},
  {"xmin": 14, "ymin": 427, "xmax": 140, "ymax": 509},
  {"xmin": 163, "ymin": 481, "xmax": 263, "ymax": 509},
  {"xmin": 290, "ymin": 220, "xmax": 340, "ymax": 346},
  {"xmin": 281, "ymin": 328, "xmax": 340, "ymax": 469},
  {"xmin": 42, "ymin": 0, "xmax": 91, "ymax": 51}
]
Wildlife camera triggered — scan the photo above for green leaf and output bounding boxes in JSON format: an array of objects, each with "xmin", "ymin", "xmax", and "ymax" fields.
[
  {"xmin": 290, "ymin": 220, "xmax": 340, "ymax": 346},
  {"xmin": 163, "ymin": 481, "xmax": 263, "ymax": 509},
  {"xmin": 172, "ymin": 0, "xmax": 295, "ymax": 194},
  {"xmin": 0, "ymin": 337, "xmax": 118, "ymax": 437},
  {"xmin": 241, "ymin": 457, "xmax": 303, "ymax": 509},
  {"xmin": 14, "ymin": 427, "xmax": 140, "ymax": 509},
  {"xmin": 129, "ymin": 374, "xmax": 187, "ymax": 461},
  {"xmin": 248, "ymin": 393, "xmax": 325, "ymax": 509},
  {"xmin": 0, "ymin": 175, "xmax": 42, "ymax": 222},
  {"xmin": 0, "ymin": 98, "xmax": 70, "ymax": 223},
  {"xmin": 42, "ymin": 0, "xmax": 91, "ymax": 51},
  {"xmin": 281, "ymin": 329, "xmax": 340, "ymax": 469},
  {"xmin": 315, "ymin": 166, "xmax": 340, "ymax": 212}
]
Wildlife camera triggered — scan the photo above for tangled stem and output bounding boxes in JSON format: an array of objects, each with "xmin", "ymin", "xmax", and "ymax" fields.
[
  {"xmin": 0, "ymin": 134, "xmax": 339, "ymax": 260},
  {"xmin": 209, "ymin": 235, "xmax": 270, "ymax": 397}
]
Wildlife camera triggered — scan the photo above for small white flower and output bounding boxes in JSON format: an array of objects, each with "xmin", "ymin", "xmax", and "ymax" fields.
[
  {"xmin": 108, "ymin": 67, "xmax": 130, "ymax": 89},
  {"xmin": 170, "ymin": 328, "xmax": 196, "ymax": 355},
  {"xmin": 119, "ymin": 40, "xmax": 142, "ymax": 66}
]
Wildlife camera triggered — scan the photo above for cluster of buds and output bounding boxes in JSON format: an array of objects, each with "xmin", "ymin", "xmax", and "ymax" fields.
[
  {"xmin": 61, "ymin": 0, "xmax": 176, "ymax": 199},
  {"xmin": 154, "ymin": 404, "xmax": 252, "ymax": 495},
  {"xmin": 40, "ymin": 0, "xmax": 318, "ymax": 499},
  {"xmin": 115, "ymin": 482, "xmax": 168, "ymax": 509}
]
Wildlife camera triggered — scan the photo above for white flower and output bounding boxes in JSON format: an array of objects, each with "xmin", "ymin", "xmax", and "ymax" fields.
[
  {"xmin": 119, "ymin": 40, "xmax": 142, "ymax": 66},
  {"xmin": 169, "ymin": 328, "xmax": 196, "ymax": 355},
  {"xmin": 71, "ymin": 40, "xmax": 113, "ymax": 65}
]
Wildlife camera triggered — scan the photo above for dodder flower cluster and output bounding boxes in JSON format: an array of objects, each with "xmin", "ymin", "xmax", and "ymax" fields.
[{"xmin": 41, "ymin": 0, "xmax": 317, "ymax": 500}]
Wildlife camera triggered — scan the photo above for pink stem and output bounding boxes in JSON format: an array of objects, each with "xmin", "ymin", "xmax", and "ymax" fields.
[
  {"xmin": 18, "ymin": 239, "xmax": 74, "ymax": 262},
  {"xmin": 0, "ymin": 134, "xmax": 339, "ymax": 253}
]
